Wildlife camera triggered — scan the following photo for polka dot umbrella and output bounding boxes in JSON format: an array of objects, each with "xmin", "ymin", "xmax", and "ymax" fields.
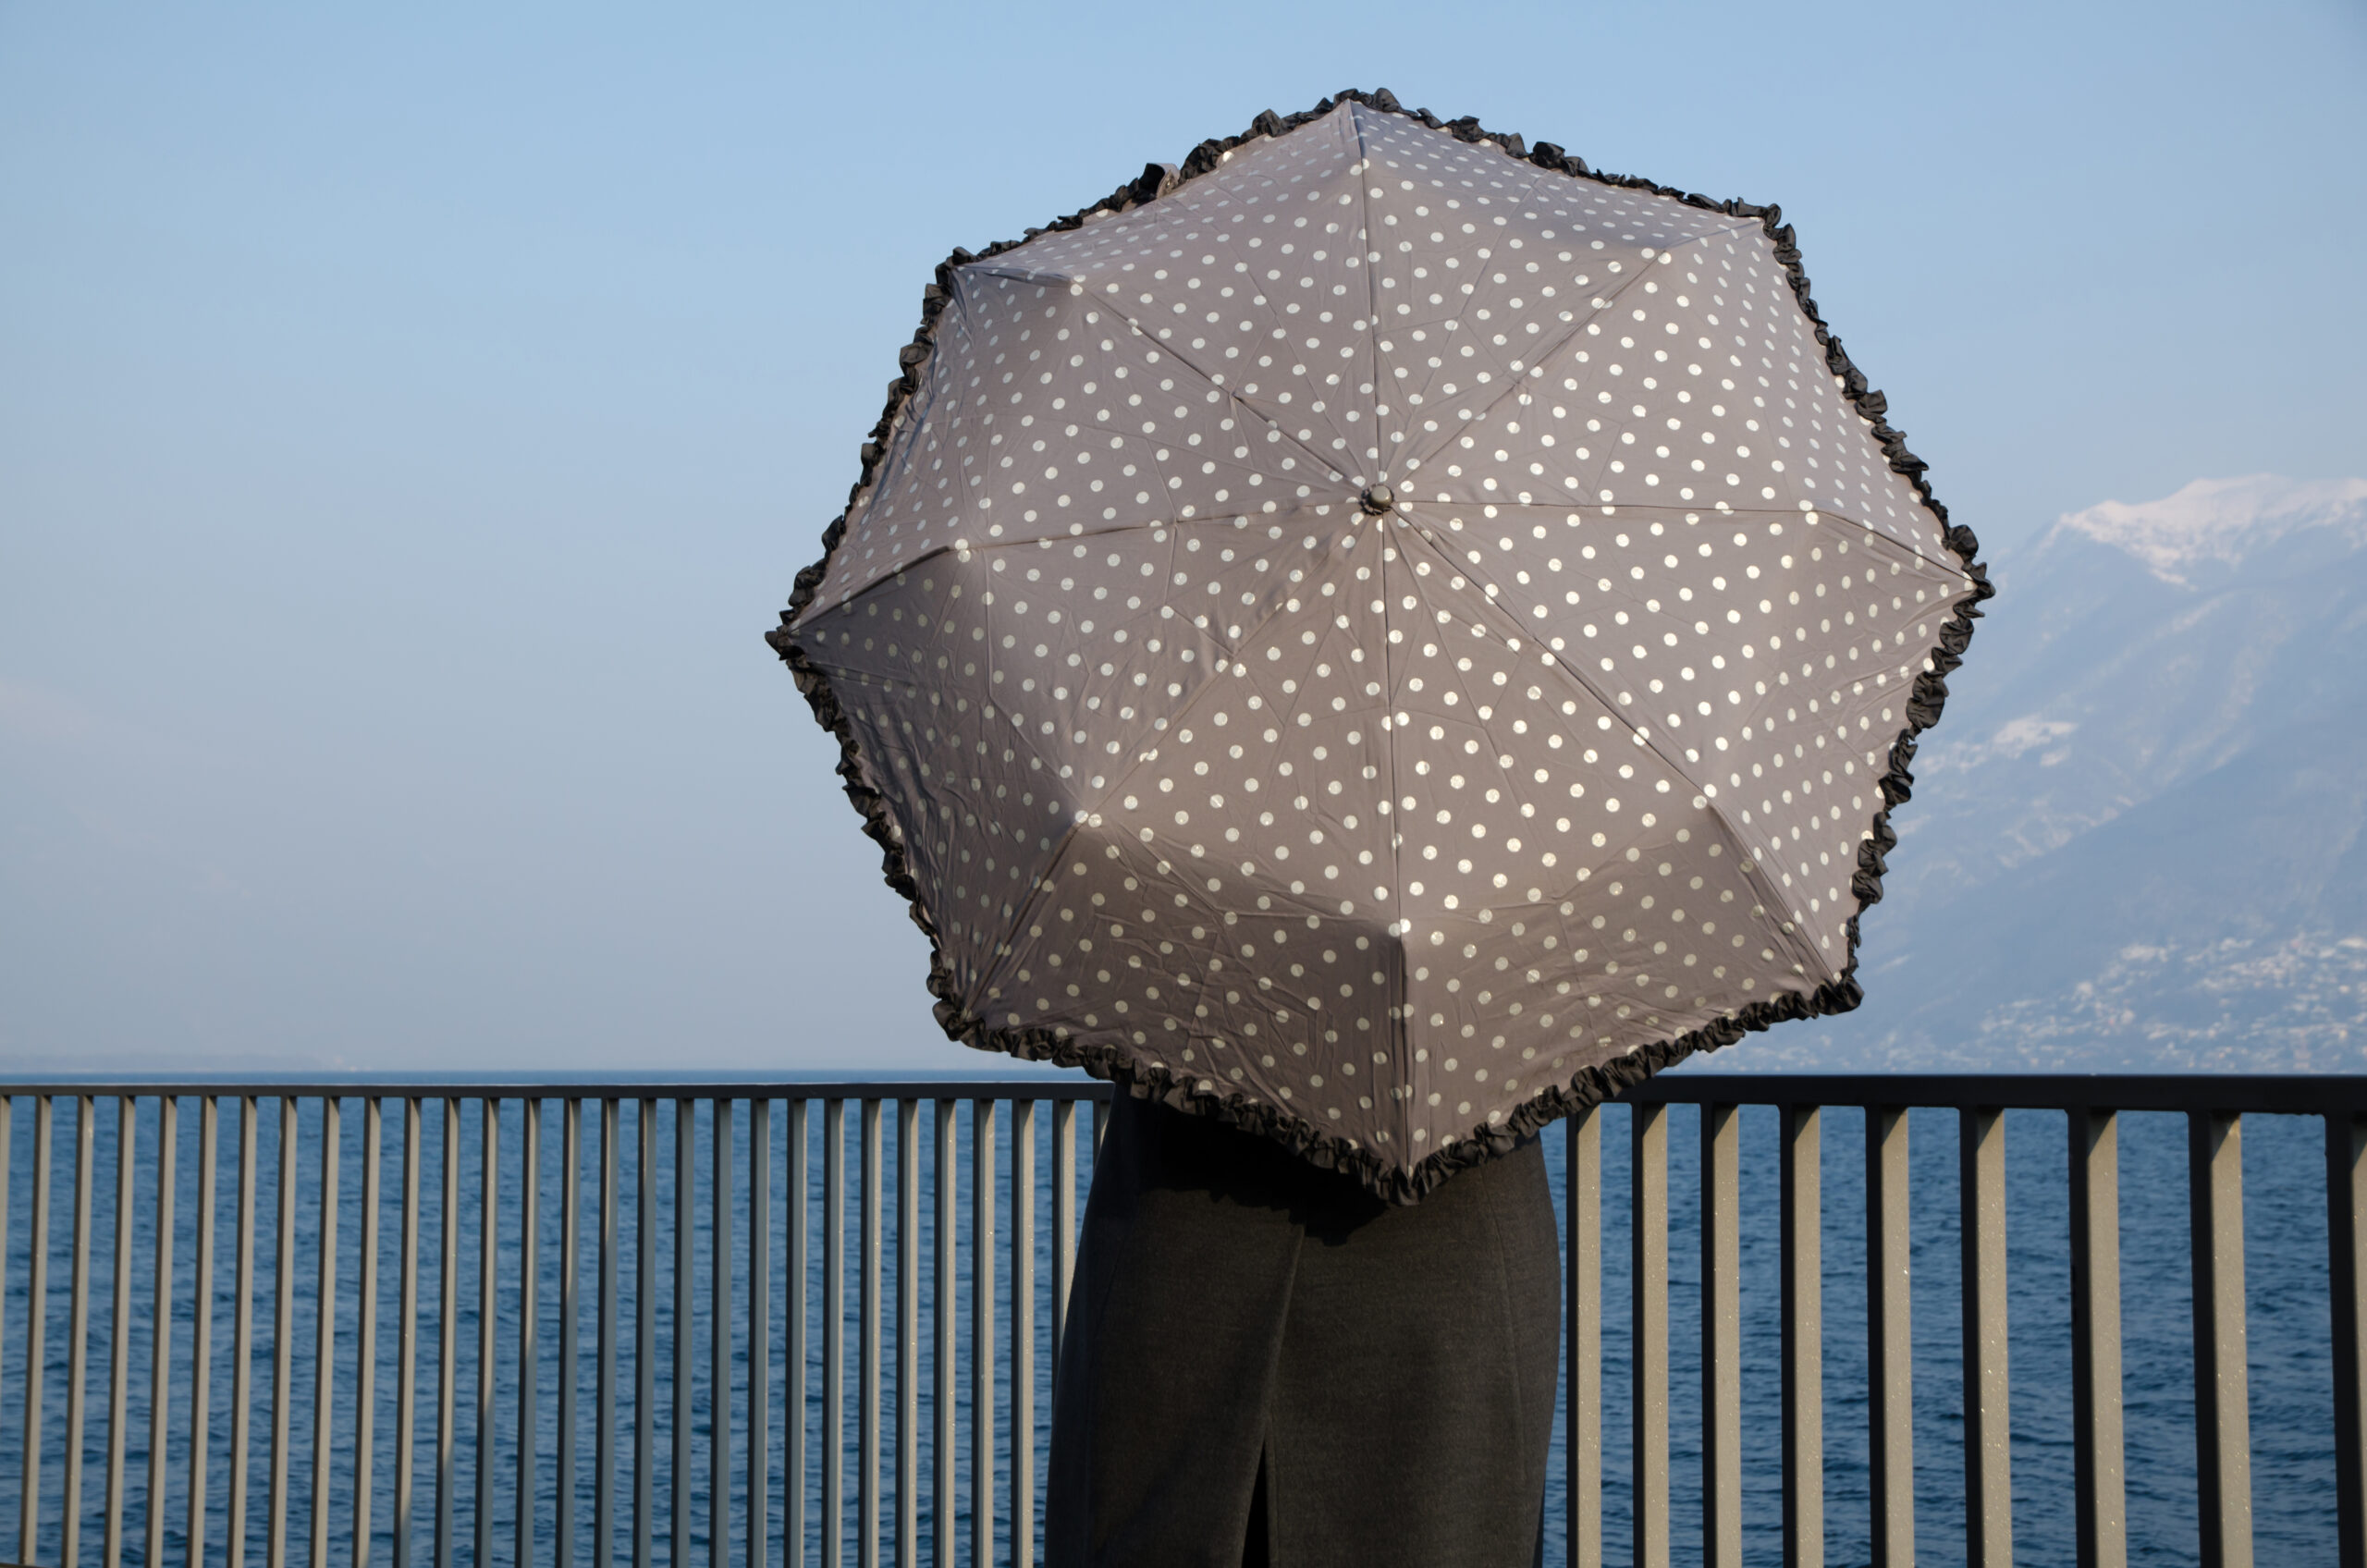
[{"xmin": 767, "ymin": 90, "xmax": 1993, "ymax": 1202}]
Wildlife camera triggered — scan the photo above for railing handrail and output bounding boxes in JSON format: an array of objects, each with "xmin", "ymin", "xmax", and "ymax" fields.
[
  {"xmin": 0, "ymin": 1080, "xmax": 1116, "ymax": 1101},
  {"xmin": 6, "ymin": 1072, "xmax": 2360, "ymax": 1116},
  {"xmin": 1623, "ymin": 1071, "xmax": 2367, "ymax": 1115}
]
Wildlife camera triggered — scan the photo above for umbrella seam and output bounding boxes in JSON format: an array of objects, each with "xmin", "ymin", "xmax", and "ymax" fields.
[
  {"xmin": 1377, "ymin": 521, "xmax": 1412, "ymax": 1149},
  {"xmin": 970, "ymin": 819, "xmax": 1089, "ymax": 1018},
  {"xmin": 1350, "ymin": 104, "xmax": 1388, "ymax": 489},
  {"xmin": 1460, "ymin": 496, "xmax": 1974, "ymax": 586},
  {"xmin": 797, "ymin": 496, "xmax": 1355, "ymax": 631},
  {"xmin": 1391, "ymin": 252, "xmax": 1660, "ymax": 478},
  {"xmin": 1399, "ymin": 220, "xmax": 1756, "ymax": 477},
  {"xmin": 1083, "ymin": 513, "xmax": 1367, "ymax": 807},
  {"xmin": 1394, "ymin": 511, "xmax": 1886, "ymax": 986},
  {"xmin": 1382, "ymin": 141, "xmax": 1750, "ymax": 477},
  {"xmin": 1410, "ymin": 517, "xmax": 1834, "ymax": 991},
  {"xmin": 959, "ymin": 238, "xmax": 1357, "ymax": 501},
  {"xmin": 1351, "ymin": 107, "xmax": 1418, "ymax": 1154},
  {"xmin": 1394, "ymin": 515, "xmax": 1709, "ymax": 823}
]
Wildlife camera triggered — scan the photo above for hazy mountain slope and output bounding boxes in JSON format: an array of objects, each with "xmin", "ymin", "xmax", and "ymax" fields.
[{"xmin": 1696, "ymin": 475, "xmax": 2367, "ymax": 1071}]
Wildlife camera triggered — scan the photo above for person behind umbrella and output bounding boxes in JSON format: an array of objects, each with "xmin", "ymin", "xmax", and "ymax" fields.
[
  {"xmin": 767, "ymin": 90, "xmax": 1989, "ymax": 1568},
  {"xmin": 1046, "ymin": 1089, "xmax": 1557, "ymax": 1567}
]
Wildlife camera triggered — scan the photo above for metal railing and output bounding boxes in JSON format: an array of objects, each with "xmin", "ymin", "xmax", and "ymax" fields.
[
  {"xmin": 0, "ymin": 1083, "xmax": 1101, "ymax": 1568},
  {"xmin": 0, "ymin": 1073, "xmax": 2361, "ymax": 1568},
  {"xmin": 1606, "ymin": 1072, "xmax": 2367, "ymax": 1568}
]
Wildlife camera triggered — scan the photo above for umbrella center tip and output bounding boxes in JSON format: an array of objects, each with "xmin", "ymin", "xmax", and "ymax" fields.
[{"xmin": 1359, "ymin": 484, "xmax": 1396, "ymax": 516}]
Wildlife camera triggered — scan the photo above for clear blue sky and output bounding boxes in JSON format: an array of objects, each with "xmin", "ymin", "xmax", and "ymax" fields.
[{"xmin": 4, "ymin": 2, "xmax": 2361, "ymax": 1072}]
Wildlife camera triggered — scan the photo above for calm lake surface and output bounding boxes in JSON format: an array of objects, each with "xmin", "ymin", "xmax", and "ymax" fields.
[{"xmin": 0, "ymin": 1079, "xmax": 2341, "ymax": 1566}]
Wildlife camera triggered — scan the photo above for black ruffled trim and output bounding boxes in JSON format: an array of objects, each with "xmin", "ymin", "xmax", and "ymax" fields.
[{"xmin": 766, "ymin": 89, "xmax": 1996, "ymax": 1204}]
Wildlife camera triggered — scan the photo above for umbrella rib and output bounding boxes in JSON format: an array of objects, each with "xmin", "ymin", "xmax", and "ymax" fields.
[
  {"xmin": 970, "ymin": 260, "xmax": 1355, "ymax": 497},
  {"xmin": 1376, "ymin": 506, "xmax": 1413, "ymax": 1125},
  {"xmin": 1393, "ymin": 259, "xmax": 1662, "ymax": 477},
  {"xmin": 796, "ymin": 621, "xmax": 1107, "ymax": 1021},
  {"xmin": 940, "ymin": 287, "xmax": 999, "ymax": 547},
  {"xmin": 836, "ymin": 261, "xmax": 1343, "ymax": 609},
  {"xmin": 1351, "ymin": 107, "xmax": 1392, "ymax": 485},
  {"xmin": 791, "ymin": 489, "xmax": 1358, "ymax": 632},
  {"xmin": 1392, "ymin": 519, "xmax": 1834, "ymax": 984},
  {"xmin": 1400, "ymin": 219, "xmax": 1753, "ymax": 480},
  {"xmin": 1472, "ymin": 496, "xmax": 1971, "ymax": 585},
  {"xmin": 1394, "ymin": 518, "xmax": 1692, "ymax": 789},
  {"xmin": 1392, "ymin": 556, "xmax": 1801, "ymax": 981},
  {"xmin": 1083, "ymin": 517, "xmax": 1371, "ymax": 820},
  {"xmin": 1384, "ymin": 134, "xmax": 1745, "ymax": 472},
  {"xmin": 966, "ymin": 816, "xmax": 1089, "ymax": 1027},
  {"xmin": 967, "ymin": 519, "xmax": 1375, "ymax": 1060},
  {"xmin": 799, "ymin": 289, "xmax": 989, "ymax": 620},
  {"xmin": 1784, "ymin": 499, "xmax": 1975, "ymax": 582},
  {"xmin": 842, "ymin": 508, "xmax": 1367, "ymax": 1018},
  {"xmin": 1352, "ymin": 109, "xmax": 1420, "ymax": 1105}
]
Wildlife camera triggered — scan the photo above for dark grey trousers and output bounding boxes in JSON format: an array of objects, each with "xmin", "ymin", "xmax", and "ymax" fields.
[{"xmin": 1045, "ymin": 1096, "xmax": 1559, "ymax": 1568}]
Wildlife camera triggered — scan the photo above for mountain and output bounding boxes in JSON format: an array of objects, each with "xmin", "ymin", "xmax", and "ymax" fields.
[{"xmin": 1706, "ymin": 474, "xmax": 2367, "ymax": 1072}]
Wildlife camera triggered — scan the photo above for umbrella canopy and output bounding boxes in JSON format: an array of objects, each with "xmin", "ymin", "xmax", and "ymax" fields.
[{"xmin": 769, "ymin": 91, "xmax": 1992, "ymax": 1200}]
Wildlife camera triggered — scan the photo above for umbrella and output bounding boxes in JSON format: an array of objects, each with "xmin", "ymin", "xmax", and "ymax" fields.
[{"xmin": 767, "ymin": 90, "xmax": 1992, "ymax": 1201}]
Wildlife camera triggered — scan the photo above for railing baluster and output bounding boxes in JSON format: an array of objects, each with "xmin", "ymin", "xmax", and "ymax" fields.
[
  {"xmin": 1631, "ymin": 1100, "xmax": 1668, "ymax": 1568},
  {"xmin": 0, "ymin": 1103, "xmax": 9, "ymax": 1559},
  {"xmin": 714, "ymin": 1099, "xmax": 735, "ymax": 1568},
  {"xmin": 1073, "ymin": 1087, "xmax": 1098, "ymax": 1526},
  {"xmin": 229, "ymin": 1095, "xmax": 258, "ymax": 1568},
  {"xmin": 825, "ymin": 1099, "xmax": 846, "ymax": 1568},
  {"xmin": 145, "ymin": 1097, "xmax": 177, "ymax": 1568},
  {"xmin": 1010, "ymin": 1100, "xmax": 1035, "ymax": 1568},
  {"xmin": 637, "ymin": 1098, "xmax": 657, "ymax": 1568},
  {"xmin": 599, "ymin": 1099, "xmax": 620, "ymax": 1568},
  {"xmin": 1699, "ymin": 1102, "xmax": 1740, "ymax": 1568},
  {"xmin": 1050, "ymin": 1099, "xmax": 1076, "ymax": 1404},
  {"xmin": 2069, "ymin": 1107, "xmax": 2128, "ymax": 1568},
  {"xmin": 2189, "ymin": 1109, "xmax": 2253, "ymax": 1568},
  {"xmin": 360, "ymin": 1097, "xmax": 384, "ymax": 1568},
  {"xmin": 0, "ymin": 1101, "xmax": 10, "ymax": 1560},
  {"xmin": 476, "ymin": 1101, "xmax": 499, "ymax": 1568},
  {"xmin": 267, "ymin": 1098, "xmax": 295, "ymax": 1568},
  {"xmin": 675, "ymin": 1098, "xmax": 694, "ymax": 1568},
  {"xmin": 561, "ymin": 1099, "xmax": 583, "ymax": 1568},
  {"xmin": 520, "ymin": 1098, "xmax": 542, "ymax": 1568},
  {"xmin": 970, "ymin": 1100, "xmax": 996, "ymax": 1568},
  {"xmin": 23, "ymin": 1096, "xmax": 54, "ymax": 1568},
  {"xmin": 1960, "ymin": 1105, "xmax": 2012, "ymax": 1568},
  {"xmin": 399, "ymin": 1099, "xmax": 423, "ymax": 1568},
  {"xmin": 750, "ymin": 1098, "xmax": 771, "ymax": 1568},
  {"xmin": 104, "ymin": 1096, "xmax": 136, "ymax": 1568},
  {"xmin": 788, "ymin": 1099, "xmax": 809, "ymax": 1568},
  {"xmin": 1865, "ymin": 1106, "xmax": 1912, "ymax": 1568},
  {"xmin": 188, "ymin": 1097, "xmax": 213, "ymax": 1568},
  {"xmin": 862, "ymin": 1100, "xmax": 882, "ymax": 1568},
  {"xmin": 58, "ymin": 1096, "xmax": 92, "ymax": 1568},
  {"xmin": 933, "ymin": 1101, "xmax": 955, "ymax": 1568},
  {"xmin": 437, "ymin": 1098, "xmax": 460, "ymax": 1568},
  {"xmin": 897, "ymin": 1101, "xmax": 919, "ymax": 1568},
  {"xmin": 313, "ymin": 1101, "xmax": 343, "ymax": 1568},
  {"xmin": 1565, "ymin": 1107, "xmax": 1600, "ymax": 1568},
  {"xmin": 2332, "ymin": 1111, "xmax": 2367, "ymax": 1568},
  {"xmin": 1781, "ymin": 1104, "xmax": 1822, "ymax": 1568}
]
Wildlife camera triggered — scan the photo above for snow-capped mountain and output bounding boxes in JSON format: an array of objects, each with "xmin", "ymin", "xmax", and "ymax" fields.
[{"xmin": 1705, "ymin": 474, "xmax": 2367, "ymax": 1072}]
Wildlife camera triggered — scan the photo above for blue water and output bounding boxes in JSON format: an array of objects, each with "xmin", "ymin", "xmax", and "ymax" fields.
[{"xmin": 0, "ymin": 1087, "xmax": 2340, "ymax": 1567}]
